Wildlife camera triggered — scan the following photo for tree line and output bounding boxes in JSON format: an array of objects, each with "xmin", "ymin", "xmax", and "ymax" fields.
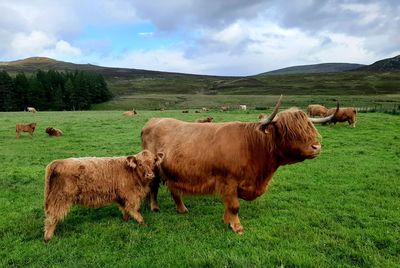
[{"xmin": 0, "ymin": 70, "xmax": 112, "ymax": 111}]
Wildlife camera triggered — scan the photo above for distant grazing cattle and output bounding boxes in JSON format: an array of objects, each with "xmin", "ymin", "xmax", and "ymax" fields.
[
  {"xmin": 258, "ymin": 113, "xmax": 267, "ymax": 120},
  {"xmin": 202, "ymin": 107, "xmax": 209, "ymax": 112},
  {"xmin": 323, "ymin": 107, "xmax": 357, "ymax": 128},
  {"xmin": 16, "ymin": 123, "xmax": 36, "ymax": 138},
  {"xmin": 195, "ymin": 110, "xmax": 201, "ymax": 113},
  {"xmin": 182, "ymin": 110, "xmax": 189, "ymax": 113},
  {"xmin": 307, "ymin": 104, "xmax": 328, "ymax": 117},
  {"xmin": 220, "ymin": 106, "xmax": 229, "ymax": 112},
  {"xmin": 239, "ymin": 105, "xmax": 247, "ymax": 111},
  {"xmin": 141, "ymin": 96, "xmax": 338, "ymax": 234},
  {"xmin": 123, "ymin": 110, "xmax": 137, "ymax": 116},
  {"xmin": 45, "ymin": 127, "xmax": 63, "ymax": 137},
  {"xmin": 43, "ymin": 150, "xmax": 164, "ymax": 241},
  {"xmin": 196, "ymin": 116, "xmax": 213, "ymax": 123},
  {"xmin": 27, "ymin": 107, "xmax": 37, "ymax": 113}
]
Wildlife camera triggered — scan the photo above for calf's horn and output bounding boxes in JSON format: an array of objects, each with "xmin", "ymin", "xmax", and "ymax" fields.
[
  {"xmin": 260, "ymin": 95, "xmax": 283, "ymax": 125},
  {"xmin": 310, "ymin": 102, "xmax": 339, "ymax": 123}
]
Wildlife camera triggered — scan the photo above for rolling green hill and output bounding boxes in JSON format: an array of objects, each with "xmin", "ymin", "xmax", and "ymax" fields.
[
  {"xmin": 258, "ymin": 63, "xmax": 364, "ymax": 75},
  {"xmin": 1, "ymin": 57, "xmax": 399, "ymax": 98},
  {"xmin": 356, "ymin": 55, "xmax": 400, "ymax": 72}
]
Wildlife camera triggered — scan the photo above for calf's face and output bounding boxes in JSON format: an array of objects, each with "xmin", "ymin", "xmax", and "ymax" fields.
[{"xmin": 126, "ymin": 150, "xmax": 164, "ymax": 182}]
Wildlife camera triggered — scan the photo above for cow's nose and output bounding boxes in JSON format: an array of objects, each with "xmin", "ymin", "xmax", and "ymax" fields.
[
  {"xmin": 146, "ymin": 173, "xmax": 155, "ymax": 179},
  {"xmin": 312, "ymin": 144, "xmax": 321, "ymax": 151}
]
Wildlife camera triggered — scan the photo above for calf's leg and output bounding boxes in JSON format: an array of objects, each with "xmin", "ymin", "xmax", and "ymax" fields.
[{"xmin": 124, "ymin": 199, "xmax": 145, "ymax": 225}]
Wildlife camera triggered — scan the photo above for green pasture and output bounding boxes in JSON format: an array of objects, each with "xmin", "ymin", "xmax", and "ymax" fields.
[
  {"xmin": 93, "ymin": 94, "xmax": 400, "ymax": 112},
  {"xmin": 0, "ymin": 109, "xmax": 399, "ymax": 267}
]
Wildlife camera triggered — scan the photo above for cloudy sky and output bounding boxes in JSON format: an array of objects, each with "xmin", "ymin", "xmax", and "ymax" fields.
[{"xmin": 0, "ymin": 0, "xmax": 399, "ymax": 76}]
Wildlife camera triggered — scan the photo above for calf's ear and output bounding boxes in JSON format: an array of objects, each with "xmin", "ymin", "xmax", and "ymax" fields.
[
  {"xmin": 126, "ymin": 156, "xmax": 137, "ymax": 168},
  {"xmin": 156, "ymin": 152, "xmax": 165, "ymax": 165}
]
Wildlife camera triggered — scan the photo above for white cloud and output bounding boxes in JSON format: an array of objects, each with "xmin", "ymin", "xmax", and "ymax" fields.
[
  {"xmin": 0, "ymin": 0, "xmax": 399, "ymax": 75},
  {"xmin": 9, "ymin": 31, "xmax": 81, "ymax": 59}
]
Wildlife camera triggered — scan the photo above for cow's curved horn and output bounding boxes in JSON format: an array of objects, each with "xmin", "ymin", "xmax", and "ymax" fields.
[
  {"xmin": 310, "ymin": 102, "xmax": 339, "ymax": 123},
  {"xmin": 260, "ymin": 95, "xmax": 283, "ymax": 125}
]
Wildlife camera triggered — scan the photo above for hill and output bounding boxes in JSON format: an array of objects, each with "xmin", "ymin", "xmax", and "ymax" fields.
[
  {"xmin": 0, "ymin": 57, "xmax": 218, "ymax": 78},
  {"xmin": 259, "ymin": 63, "xmax": 364, "ymax": 75},
  {"xmin": 355, "ymin": 55, "xmax": 400, "ymax": 71},
  {"xmin": 0, "ymin": 57, "xmax": 399, "ymax": 98}
]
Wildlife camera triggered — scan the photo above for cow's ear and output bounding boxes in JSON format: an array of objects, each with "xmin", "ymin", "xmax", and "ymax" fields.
[
  {"xmin": 126, "ymin": 156, "xmax": 137, "ymax": 168},
  {"xmin": 155, "ymin": 152, "xmax": 164, "ymax": 165},
  {"xmin": 259, "ymin": 121, "xmax": 277, "ymax": 134}
]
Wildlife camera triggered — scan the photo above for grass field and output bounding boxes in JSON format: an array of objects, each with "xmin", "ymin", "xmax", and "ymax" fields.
[
  {"xmin": 0, "ymin": 109, "xmax": 399, "ymax": 267},
  {"xmin": 93, "ymin": 93, "xmax": 400, "ymax": 113}
]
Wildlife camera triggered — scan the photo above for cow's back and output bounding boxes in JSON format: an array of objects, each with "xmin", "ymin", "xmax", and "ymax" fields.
[{"xmin": 141, "ymin": 118, "xmax": 265, "ymax": 194}]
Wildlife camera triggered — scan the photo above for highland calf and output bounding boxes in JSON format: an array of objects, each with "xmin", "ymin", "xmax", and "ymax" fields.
[
  {"xmin": 43, "ymin": 150, "xmax": 164, "ymax": 241},
  {"xmin": 45, "ymin": 127, "xmax": 63, "ymax": 137},
  {"xmin": 142, "ymin": 96, "xmax": 338, "ymax": 234},
  {"xmin": 16, "ymin": 123, "xmax": 36, "ymax": 138}
]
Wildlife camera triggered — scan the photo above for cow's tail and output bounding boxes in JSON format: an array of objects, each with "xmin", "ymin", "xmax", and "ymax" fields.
[{"xmin": 44, "ymin": 161, "xmax": 58, "ymax": 209}]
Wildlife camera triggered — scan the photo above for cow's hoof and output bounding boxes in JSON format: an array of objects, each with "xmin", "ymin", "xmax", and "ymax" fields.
[
  {"xmin": 230, "ymin": 223, "xmax": 244, "ymax": 235},
  {"xmin": 176, "ymin": 206, "xmax": 189, "ymax": 214},
  {"xmin": 151, "ymin": 206, "xmax": 160, "ymax": 212}
]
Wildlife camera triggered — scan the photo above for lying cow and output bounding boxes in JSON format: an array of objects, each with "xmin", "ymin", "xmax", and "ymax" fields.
[
  {"xmin": 123, "ymin": 110, "xmax": 137, "ymax": 116},
  {"xmin": 45, "ymin": 127, "xmax": 63, "ymax": 137},
  {"xmin": 307, "ymin": 104, "xmax": 328, "ymax": 117},
  {"xmin": 323, "ymin": 107, "xmax": 357, "ymax": 128},
  {"xmin": 196, "ymin": 117, "xmax": 213, "ymax": 123},
  {"xmin": 141, "ymin": 95, "xmax": 338, "ymax": 234},
  {"xmin": 43, "ymin": 150, "xmax": 164, "ymax": 241},
  {"xmin": 16, "ymin": 123, "xmax": 36, "ymax": 138}
]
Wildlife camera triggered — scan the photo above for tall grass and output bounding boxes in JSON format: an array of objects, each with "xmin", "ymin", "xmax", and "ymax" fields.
[{"xmin": 0, "ymin": 110, "xmax": 399, "ymax": 267}]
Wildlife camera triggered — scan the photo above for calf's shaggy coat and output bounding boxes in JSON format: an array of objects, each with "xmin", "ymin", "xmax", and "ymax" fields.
[
  {"xmin": 45, "ymin": 127, "xmax": 63, "ymax": 137},
  {"xmin": 16, "ymin": 123, "xmax": 36, "ymax": 138},
  {"xmin": 43, "ymin": 150, "xmax": 164, "ymax": 241}
]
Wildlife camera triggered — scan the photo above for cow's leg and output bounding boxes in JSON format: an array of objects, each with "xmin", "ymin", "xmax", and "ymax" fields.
[
  {"xmin": 16, "ymin": 131, "xmax": 20, "ymax": 139},
  {"xmin": 171, "ymin": 191, "xmax": 188, "ymax": 213},
  {"xmin": 44, "ymin": 200, "xmax": 72, "ymax": 242},
  {"xmin": 44, "ymin": 215, "xmax": 59, "ymax": 242},
  {"xmin": 117, "ymin": 205, "xmax": 130, "ymax": 221},
  {"xmin": 223, "ymin": 195, "xmax": 244, "ymax": 234},
  {"xmin": 150, "ymin": 177, "xmax": 160, "ymax": 212},
  {"xmin": 125, "ymin": 199, "xmax": 145, "ymax": 225}
]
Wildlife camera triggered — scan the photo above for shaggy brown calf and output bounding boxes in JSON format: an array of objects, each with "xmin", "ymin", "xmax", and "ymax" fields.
[
  {"xmin": 196, "ymin": 117, "xmax": 213, "ymax": 123},
  {"xmin": 307, "ymin": 104, "xmax": 328, "ymax": 117},
  {"xmin": 43, "ymin": 150, "xmax": 164, "ymax": 241},
  {"xmin": 16, "ymin": 123, "xmax": 36, "ymax": 138},
  {"xmin": 324, "ymin": 107, "xmax": 357, "ymax": 127},
  {"xmin": 45, "ymin": 127, "xmax": 63, "ymax": 137}
]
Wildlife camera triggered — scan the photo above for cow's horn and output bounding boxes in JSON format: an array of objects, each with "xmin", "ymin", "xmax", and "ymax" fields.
[
  {"xmin": 261, "ymin": 95, "xmax": 283, "ymax": 125},
  {"xmin": 310, "ymin": 102, "xmax": 339, "ymax": 123}
]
